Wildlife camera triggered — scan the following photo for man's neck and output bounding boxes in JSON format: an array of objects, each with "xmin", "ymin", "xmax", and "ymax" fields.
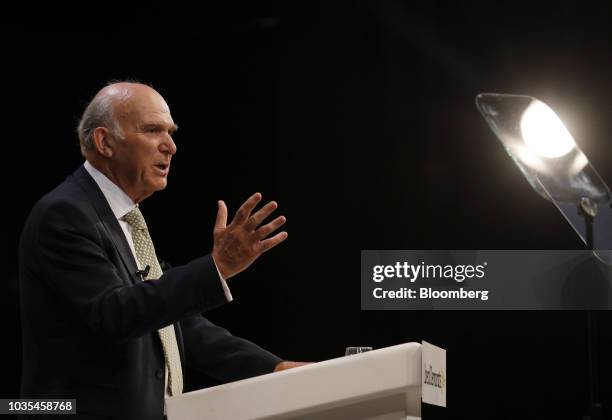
[{"xmin": 85, "ymin": 158, "xmax": 143, "ymax": 203}]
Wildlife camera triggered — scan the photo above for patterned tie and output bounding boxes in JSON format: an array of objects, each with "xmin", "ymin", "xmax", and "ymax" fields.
[{"xmin": 123, "ymin": 207, "xmax": 183, "ymax": 396}]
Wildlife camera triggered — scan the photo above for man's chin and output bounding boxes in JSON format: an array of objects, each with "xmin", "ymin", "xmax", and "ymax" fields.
[
  {"xmin": 154, "ymin": 181, "xmax": 168, "ymax": 191},
  {"xmin": 142, "ymin": 179, "xmax": 168, "ymax": 199},
  {"xmin": 156, "ymin": 178, "xmax": 169, "ymax": 190}
]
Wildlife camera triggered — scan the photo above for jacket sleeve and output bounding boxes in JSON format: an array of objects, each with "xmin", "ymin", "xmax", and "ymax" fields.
[
  {"xmin": 179, "ymin": 314, "xmax": 282, "ymax": 388},
  {"xmin": 28, "ymin": 200, "xmax": 229, "ymax": 342}
]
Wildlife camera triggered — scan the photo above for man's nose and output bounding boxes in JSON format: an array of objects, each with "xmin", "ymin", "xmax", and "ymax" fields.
[{"xmin": 160, "ymin": 135, "xmax": 177, "ymax": 156}]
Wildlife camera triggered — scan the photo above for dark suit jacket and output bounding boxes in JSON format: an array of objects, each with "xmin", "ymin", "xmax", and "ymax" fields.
[{"xmin": 18, "ymin": 165, "xmax": 281, "ymax": 419}]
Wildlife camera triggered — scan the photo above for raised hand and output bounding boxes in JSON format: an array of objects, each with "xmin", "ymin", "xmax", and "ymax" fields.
[{"xmin": 212, "ymin": 193, "xmax": 288, "ymax": 280}]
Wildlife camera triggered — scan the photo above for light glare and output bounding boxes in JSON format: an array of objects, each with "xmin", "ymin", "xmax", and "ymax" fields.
[{"xmin": 520, "ymin": 101, "xmax": 576, "ymax": 158}]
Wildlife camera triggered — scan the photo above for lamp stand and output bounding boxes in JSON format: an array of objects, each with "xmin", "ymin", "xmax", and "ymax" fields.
[{"xmin": 578, "ymin": 198, "xmax": 603, "ymax": 420}]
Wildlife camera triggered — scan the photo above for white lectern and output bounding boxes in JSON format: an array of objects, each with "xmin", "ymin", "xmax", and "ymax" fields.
[{"xmin": 167, "ymin": 342, "xmax": 424, "ymax": 420}]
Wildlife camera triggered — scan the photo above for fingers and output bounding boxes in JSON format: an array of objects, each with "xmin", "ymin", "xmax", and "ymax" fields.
[
  {"xmin": 258, "ymin": 231, "xmax": 288, "ymax": 253},
  {"xmin": 212, "ymin": 194, "xmax": 288, "ymax": 279},
  {"xmin": 273, "ymin": 361, "xmax": 312, "ymax": 372},
  {"xmin": 214, "ymin": 200, "xmax": 228, "ymax": 231},
  {"xmin": 255, "ymin": 215, "xmax": 286, "ymax": 239},
  {"xmin": 232, "ymin": 192, "xmax": 262, "ymax": 225},
  {"xmin": 246, "ymin": 200, "xmax": 278, "ymax": 230}
]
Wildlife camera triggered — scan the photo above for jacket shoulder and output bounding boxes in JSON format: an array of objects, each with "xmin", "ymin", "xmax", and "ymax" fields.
[
  {"xmin": 29, "ymin": 174, "xmax": 93, "ymax": 223},
  {"xmin": 20, "ymin": 173, "xmax": 100, "ymax": 253}
]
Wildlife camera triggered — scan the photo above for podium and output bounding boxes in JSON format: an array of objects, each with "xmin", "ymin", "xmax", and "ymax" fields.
[{"xmin": 167, "ymin": 342, "xmax": 424, "ymax": 420}]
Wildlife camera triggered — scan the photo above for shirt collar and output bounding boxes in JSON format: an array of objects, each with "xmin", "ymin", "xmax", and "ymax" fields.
[{"xmin": 84, "ymin": 160, "xmax": 136, "ymax": 220}]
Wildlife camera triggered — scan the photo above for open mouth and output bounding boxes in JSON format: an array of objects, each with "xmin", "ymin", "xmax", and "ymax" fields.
[{"xmin": 154, "ymin": 163, "xmax": 170, "ymax": 175}]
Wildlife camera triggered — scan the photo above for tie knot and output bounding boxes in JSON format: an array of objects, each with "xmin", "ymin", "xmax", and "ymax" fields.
[{"xmin": 123, "ymin": 207, "xmax": 147, "ymax": 230}]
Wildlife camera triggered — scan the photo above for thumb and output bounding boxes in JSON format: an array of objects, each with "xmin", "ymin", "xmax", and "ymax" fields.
[{"xmin": 214, "ymin": 200, "xmax": 228, "ymax": 231}]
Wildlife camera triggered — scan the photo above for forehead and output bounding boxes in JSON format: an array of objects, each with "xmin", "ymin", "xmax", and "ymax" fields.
[{"xmin": 119, "ymin": 89, "xmax": 174, "ymax": 125}]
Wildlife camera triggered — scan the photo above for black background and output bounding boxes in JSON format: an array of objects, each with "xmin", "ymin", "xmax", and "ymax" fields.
[{"xmin": 5, "ymin": 2, "xmax": 612, "ymax": 419}]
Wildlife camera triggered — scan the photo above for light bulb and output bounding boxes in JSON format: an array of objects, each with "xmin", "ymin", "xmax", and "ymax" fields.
[{"xmin": 520, "ymin": 100, "xmax": 576, "ymax": 158}]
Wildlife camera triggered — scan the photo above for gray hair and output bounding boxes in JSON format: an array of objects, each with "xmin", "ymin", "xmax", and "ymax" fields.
[{"xmin": 77, "ymin": 81, "xmax": 144, "ymax": 157}]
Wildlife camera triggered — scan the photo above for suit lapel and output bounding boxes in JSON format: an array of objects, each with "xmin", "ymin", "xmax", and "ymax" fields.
[
  {"xmin": 72, "ymin": 165, "xmax": 140, "ymax": 282},
  {"xmin": 72, "ymin": 165, "xmax": 185, "ymax": 372}
]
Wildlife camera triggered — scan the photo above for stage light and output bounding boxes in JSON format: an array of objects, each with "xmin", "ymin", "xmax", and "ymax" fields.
[
  {"xmin": 476, "ymin": 93, "xmax": 608, "ymax": 419},
  {"xmin": 475, "ymin": 93, "xmax": 610, "ymax": 212}
]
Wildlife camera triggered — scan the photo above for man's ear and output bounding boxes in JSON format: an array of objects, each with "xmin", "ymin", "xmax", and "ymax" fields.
[{"xmin": 92, "ymin": 127, "xmax": 114, "ymax": 158}]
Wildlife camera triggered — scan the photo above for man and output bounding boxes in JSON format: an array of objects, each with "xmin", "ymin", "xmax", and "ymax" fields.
[{"xmin": 19, "ymin": 82, "xmax": 305, "ymax": 419}]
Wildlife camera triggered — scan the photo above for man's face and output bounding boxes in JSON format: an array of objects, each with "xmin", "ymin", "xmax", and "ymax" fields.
[{"xmin": 109, "ymin": 88, "xmax": 178, "ymax": 203}]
